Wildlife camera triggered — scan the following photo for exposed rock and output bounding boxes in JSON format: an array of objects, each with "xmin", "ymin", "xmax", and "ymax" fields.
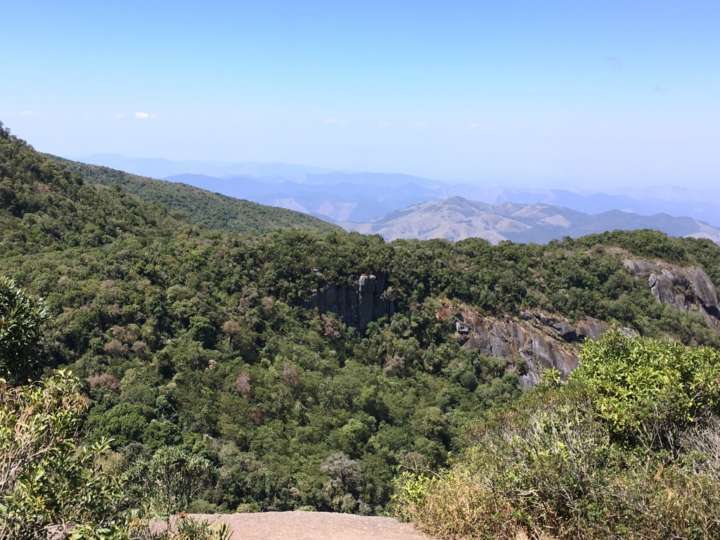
[
  {"xmin": 686, "ymin": 267, "xmax": 720, "ymax": 317},
  {"xmin": 47, "ymin": 524, "xmax": 73, "ymax": 540},
  {"xmin": 575, "ymin": 318, "xmax": 608, "ymax": 340},
  {"xmin": 519, "ymin": 310, "xmax": 607, "ymax": 343},
  {"xmin": 623, "ymin": 258, "xmax": 720, "ymax": 329},
  {"xmin": 455, "ymin": 321, "xmax": 471, "ymax": 335},
  {"xmin": 309, "ymin": 273, "xmax": 395, "ymax": 329},
  {"xmin": 152, "ymin": 511, "xmax": 430, "ymax": 540},
  {"xmin": 445, "ymin": 305, "xmax": 617, "ymax": 387},
  {"xmin": 463, "ymin": 316, "xmax": 579, "ymax": 387},
  {"xmin": 648, "ymin": 270, "xmax": 683, "ymax": 308}
]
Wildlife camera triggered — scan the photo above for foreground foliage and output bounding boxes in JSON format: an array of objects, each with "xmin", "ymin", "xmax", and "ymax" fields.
[
  {"xmin": 0, "ymin": 370, "xmax": 233, "ymax": 540},
  {"xmin": 0, "ymin": 276, "xmax": 48, "ymax": 383},
  {"xmin": 0, "ymin": 371, "xmax": 126, "ymax": 538},
  {"xmin": 394, "ymin": 333, "xmax": 720, "ymax": 539}
]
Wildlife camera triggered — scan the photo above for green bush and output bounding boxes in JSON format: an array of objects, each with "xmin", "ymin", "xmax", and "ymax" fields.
[
  {"xmin": 128, "ymin": 447, "xmax": 214, "ymax": 517},
  {"xmin": 574, "ymin": 331, "xmax": 720, "ymax": 447},
  {"xmin": 0, "ymin": 371, "xmax": 127, "ymax": 537},
  {"xmin": 0, "ymin": 276, "xmax": 49, "ymax": 383},
  {"xmin": 396, "ymin": 334, "xmax": 720, "ymax": 539}
]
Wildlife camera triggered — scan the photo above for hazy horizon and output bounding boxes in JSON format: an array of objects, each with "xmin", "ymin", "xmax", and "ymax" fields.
[{"xmin": 2, "ymin": 1, "xmax": 719, "ymax": 191}]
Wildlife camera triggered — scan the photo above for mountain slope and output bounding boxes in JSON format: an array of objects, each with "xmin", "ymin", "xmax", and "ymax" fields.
[
  {"xmin": 6, "ymin": 122, "xmax": 720, "ymax": 521},
  {"xmin": 83, "ymin": 154, "xmax": 720, "ymax": 228},
  {"xmin": 344, "ymin": 197, "xmax": 720, "ymax": 244},
  {"xmin": 52, "ymin": 157, "xmax": 339, "ymax": 235},
  {"xmin": 6, "ymin": 142, "xmax": 720, "ymax": 516},
  {"xmin": 84, "ymin": 153, "xmax": 448, "ymax": 222},
  {"xmin": 0, "ymin": 123, "xmax": 178, "ymax": 256}
]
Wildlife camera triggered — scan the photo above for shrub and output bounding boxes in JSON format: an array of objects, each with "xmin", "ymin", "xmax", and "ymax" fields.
[
  {"xmin": 393, "ymin": 470, "xmax": 517, "ymax": 540},
  {"xmin": 154, "ymin": 515, "xmax": 231, "ymax": 540},
  {"xmin": 128, "ymin": 447, "xmax": 213, "ymax": 516},
  {"xmin": 574, "ymin": 331, "xmax": 720, "ymax": 447},
  {"xmin": 0, "ymin": 371, "xmax": 127, "ymax": 538},
  {"xmin": 395, "ymin": 334, "xmax": 720, "ymax": 539}
]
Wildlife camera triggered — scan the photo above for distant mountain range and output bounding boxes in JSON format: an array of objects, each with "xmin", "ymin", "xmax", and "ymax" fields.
[
  {"xmin": 343, "ymin": 197, "xmax": 720, "ymax": 244},
  {"xmin": 161, "ymin": 173, "xmax": 720, "ymax": 229},
  {"xmin": 83, "ymin": 154, "xmax": 329, "ymax": 181},
  {"xmin": 83, "ymin": 154, "xmax": 720, "ymax": 230},
  {"xmin": 496, "ymin": 188, "xmax": 720, "ymax": 228},
  {"xmin": 164, "ymin": 172, "xmax": 452, "ymax": 223}
]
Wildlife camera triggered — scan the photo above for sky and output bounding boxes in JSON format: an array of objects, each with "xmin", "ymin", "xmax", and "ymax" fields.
[{"xmin": 1, "ymin": 0, "xmax": 719, "ymax": 190}]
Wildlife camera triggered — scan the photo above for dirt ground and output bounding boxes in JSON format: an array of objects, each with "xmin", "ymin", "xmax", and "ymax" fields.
[{"xmin": 175, "ymin": 511, "xmax": 434, "ymax": 540}]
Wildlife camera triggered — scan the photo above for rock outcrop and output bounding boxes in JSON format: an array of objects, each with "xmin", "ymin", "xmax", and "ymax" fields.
[
  {"xmin": 309, "ymin": 273, "xmax": 395, "ymax": 329},
  {"xmin": 623, "ymin": 258, "xmax": 720, "ymax": 329},
  {"xmin": 439, "ymin": 304, "xmax": 618, "ymax": 387}
]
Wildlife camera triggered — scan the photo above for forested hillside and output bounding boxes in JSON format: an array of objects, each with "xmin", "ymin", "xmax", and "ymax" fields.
[
  {"xmin": 3, "ymin": 123, "xmax": 720, "ymax": 533},
  {"xmin": 0, "ymin": 124, "xmax": 180, "ymax": 256},
  {"xmin": 50, "ymin": 155, "xmax": 338, "ymax": 235}
]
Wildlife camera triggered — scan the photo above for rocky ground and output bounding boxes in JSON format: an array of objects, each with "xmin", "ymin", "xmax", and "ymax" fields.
[{"xmin": 168, "ymin": 511, "xmax": 432, "ymax": 540}]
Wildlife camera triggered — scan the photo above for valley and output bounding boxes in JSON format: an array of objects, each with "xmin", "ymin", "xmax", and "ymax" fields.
[{"xmin": 4, "ymin": 123, "xmax": 720, "ymax": 538}]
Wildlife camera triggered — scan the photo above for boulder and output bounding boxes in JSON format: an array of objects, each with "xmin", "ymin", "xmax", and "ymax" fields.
[
  {"xmin": 648, "ymin": 270, "xmax": 684, "ymax": 308},
  {"xmin": 686, "ymin": 267, "xmax": 720, "ymax": 316}
]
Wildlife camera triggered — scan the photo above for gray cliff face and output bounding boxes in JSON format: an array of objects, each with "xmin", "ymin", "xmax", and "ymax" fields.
[
  {"xmin": 463, "ymin": 318, "xmax": 579, "ymax": 387},
  {"xmin": 623, "ymin": 258, "xmax": 720, "ymax": 328},
  {"xmin": 446, "ymin": 306, "xmax": 617, "ymax": 387},
  {"xmin": 308, "ymin": 257, "xmax": 720, "ymax": 384},
  {"xmin": 309, "ymin": 273, "xmax": 395, "ymax": 329},
  {"xmin": 460, "ymin": 258, "xmax": 720, "ymax": 386}
]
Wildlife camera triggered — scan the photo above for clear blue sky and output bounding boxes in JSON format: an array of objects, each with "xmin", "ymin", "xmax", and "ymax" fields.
[{"xmin": 2, "ymin": 0, "xmax": 719, "ymax": 188}]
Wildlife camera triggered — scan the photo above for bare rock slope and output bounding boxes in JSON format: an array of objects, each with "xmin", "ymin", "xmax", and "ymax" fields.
[
  {"xmin": 439, "ymin": 303, "xmax": 613, "ymax": 386},
  {"xmin": 439, "ymin": 256, "xmax": 720, "ymax": 385},
  {"xmin": 623, "ymin": 258, "xmax": 720, "ymax": 329}
]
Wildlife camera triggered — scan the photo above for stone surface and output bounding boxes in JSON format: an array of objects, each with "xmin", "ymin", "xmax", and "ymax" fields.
[
  {"xmin": 463, "ymin": 316, "xmax": 578, "ymax": 386},
  {"xmin": 443, "ymin": 305, "xmax": 613, "ymax": 386},
  {"xmin": 309, "ymin": 273, "xmax": 395, "ymax": 329},
  {"xmin": 158, "ymin": 512, "xmax": 433, "ymax": 540},
  {"xmin": 623, "ymin": 258, "xmax": 720, "ymax": 328}
]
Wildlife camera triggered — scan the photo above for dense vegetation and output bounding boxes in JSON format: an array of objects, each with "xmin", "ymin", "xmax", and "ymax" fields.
[
  {"xmin": 395, "ymin": 333, "xmax": 720, "ymax": 538},
  {"xmin": 3, "ymin": 121, "xmax": 720, "ymax": 536},
  {"xmin": 1, "ymin": 370, "xmax": 230, "ymax": 539},
  {"xmin": 51, "ymin": 155, "xmax": 337, "ymax": 235},
  {"xmin": 0, "ymin": 125, "xmax": 177, "ymax": 256}
]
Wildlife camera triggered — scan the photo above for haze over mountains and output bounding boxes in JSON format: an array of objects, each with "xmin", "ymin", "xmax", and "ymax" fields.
[
  {"xmin": 83, "ymin": 154, "xmax": 720, "ymax": 241},
  {"xmin": 344, "ymin": 197, "xmax": 720, "ymax": 244}
]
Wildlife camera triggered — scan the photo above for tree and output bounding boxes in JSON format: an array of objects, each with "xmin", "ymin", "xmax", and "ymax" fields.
[
  {"xmin": 0, "ymin": 371, "xmax": 126, "ymax": 538},
  {"xmin": 574, "ymin": 331, "xmax": 720, "ymax": 446},
  {"xmin": 0, "ymin": 276, "xmax": 48, "ymax": 384},
  {"xmin": 133, "ymin": 447, "xmax": 213, "ymax": 516}
]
